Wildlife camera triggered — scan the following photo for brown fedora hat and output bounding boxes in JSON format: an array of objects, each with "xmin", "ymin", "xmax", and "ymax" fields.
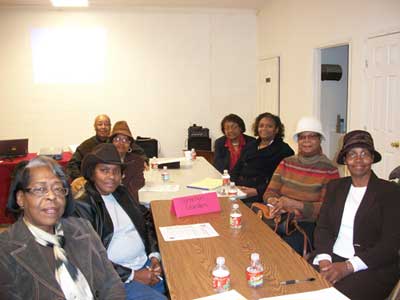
[
  {"xmin": 337, "ymin": 130, "xmax": 382, "ymax": 165},
  {"xmin": 110, "ymin": 121, "xmax": 134, "ymax": 141},
  {"xmin": 81, "ymin": 143, "xmax": 124, "ymax": 180}
]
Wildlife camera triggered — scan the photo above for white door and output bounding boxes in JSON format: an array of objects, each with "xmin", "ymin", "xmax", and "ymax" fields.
[
  {"xmin": 366, "ymin": 32, "xmax": 400, "ymax": 179},
  {"xmin": 257, "ymin": 57, "xmax": 280, "ymax": 115}
]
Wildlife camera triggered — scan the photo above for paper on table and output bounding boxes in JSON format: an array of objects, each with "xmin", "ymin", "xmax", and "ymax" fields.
[
  {"xmin": 139, "ymin": 184, "xmax": 180, "ymax": 192},
  {"xmin": 159, "ymin": 223, "xmax": 219, "ymax": 241},
  {"xmin": 187, "ymin": 178, "xmax": 222, "ymax": 190},
  {"xmin": 193, "ymin": 290, "xmax": 247, "ymax": 300},
  {"xmin": 258, "ymin": 287, "xmax": 350, "ymax": 300}
]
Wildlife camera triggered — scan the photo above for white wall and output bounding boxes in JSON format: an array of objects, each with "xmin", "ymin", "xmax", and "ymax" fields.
[
  {"xmin": 0, "ymin": 7, "xmax": 257, "ymax": 157},
  {"xmin": 257, "ymin": 0, "xmax": 400, "ymax": 150}
]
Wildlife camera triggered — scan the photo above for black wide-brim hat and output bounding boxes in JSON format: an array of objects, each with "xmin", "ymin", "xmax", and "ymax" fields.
[
  {"xmin": 81, "ymin": 143, "xmax": 124, "ymax": 180},
  {"xmin": 337, "ymin": 130, "xmax": 382, "ymax": 165}
]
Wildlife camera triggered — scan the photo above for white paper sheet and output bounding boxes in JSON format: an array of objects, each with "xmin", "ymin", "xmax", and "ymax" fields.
[
  {"xmin": 258, "ymin": 287, "xmax": 350, "ymax": 300},
  {"xmin": 139, "ymin": 184, "xmax": 180, "ymax": 192},
  {"xmin": 193, "ymin": 290, "xmax": 247, "ymax": 300},
  {"xmin": 159, "ymin": 223, "xmax": 219, "ymax": 241}
]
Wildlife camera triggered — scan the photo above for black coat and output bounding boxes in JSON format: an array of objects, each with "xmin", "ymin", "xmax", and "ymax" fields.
[
  {"xmin": 313, "ymin": 173, "xmax": 400, "ymax": 300},
  {"xmin": 74, "ymin": 182, "xmax": 159, "ymax": 282},
  {"xmin": 231, "ymin": 138, "xmax": 294, "ymax": 202},
  {"xmin": 213, "ymin": 134, "xmax": 255, "ymax": 173}
]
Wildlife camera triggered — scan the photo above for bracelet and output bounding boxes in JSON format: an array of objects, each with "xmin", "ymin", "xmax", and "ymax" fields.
[{"xmin": 345, "ymin": 260, "xmax": 353, "ymax": 273}]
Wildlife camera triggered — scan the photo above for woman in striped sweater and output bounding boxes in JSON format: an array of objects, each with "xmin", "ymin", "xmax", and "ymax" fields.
[{"xmin": 263, "ymin": 117, "xmax": 339, "ymax": 255}]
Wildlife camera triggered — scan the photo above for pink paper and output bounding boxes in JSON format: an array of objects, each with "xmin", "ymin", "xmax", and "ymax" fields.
[{"xmin": 170, "ymin": 192, "xmax": 221, "ymax": 218}]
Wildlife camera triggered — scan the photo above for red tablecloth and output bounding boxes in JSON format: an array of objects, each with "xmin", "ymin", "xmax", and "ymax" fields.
[{"xmin": 0, "ymin": 152, "xmax": 72, "ymax": 224}]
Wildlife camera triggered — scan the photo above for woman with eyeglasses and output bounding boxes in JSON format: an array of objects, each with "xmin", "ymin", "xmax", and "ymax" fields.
[
  {"xmin": 213, "ymin": 114, "xmax": 255, "ymax": 173},
  {"xmin": 262, "ymin": 117, "xmax": 339, "ymax": 255},
  {"xmin": 111, "ymin": 120, "xmax": 148, "ymax": 202},
  {"xmin": 230, "ymin": 112, "xmax": 294, "ymax": 206},
  {"xmin": 312, "ymin": 130, "xmax": 400, "ymax": 300},
  {"xmin": 0, "ymin": 156, "xmax": 125, "ymax": 300}
]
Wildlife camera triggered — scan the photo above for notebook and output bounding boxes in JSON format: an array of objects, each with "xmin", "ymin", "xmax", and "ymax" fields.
[
  {"xmin": 187, "ymin": 178, "xmax": 222, "ymax": 190},
  {"xmin": 0, "ymin": 138, "xmax": 28, "ymax": 158}
]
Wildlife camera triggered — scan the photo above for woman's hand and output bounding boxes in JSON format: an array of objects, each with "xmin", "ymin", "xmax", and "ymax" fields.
[
  {"xmin": 134, "ymin": 268, "xmax": 158, "ymax": 286},
  {"xmin": 150, "ymin": 257, "xmax": 162, "ymax": 277},
  {"xmin": 238, "ymin": 186, "xmax": 257, "ymax": 197},
  {"xmin": 319, "ymin": 261, "xmax": 353, "ymax": 284}
]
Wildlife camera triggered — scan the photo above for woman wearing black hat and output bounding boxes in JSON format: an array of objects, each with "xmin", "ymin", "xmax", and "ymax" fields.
[
  {"xmin": 312, "ymin": 130, "xmax": 400, "ymax": 300},
  {"xmin": 74, "ymin": 143, "xmax": 166, "ymax": 300},
  {"xmin": 0, "ymin": 156, "xmax": 125, "ymax": 300}
]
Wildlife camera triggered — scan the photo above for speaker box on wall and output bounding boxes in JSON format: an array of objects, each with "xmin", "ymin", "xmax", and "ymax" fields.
[
  {"xmin": 136, "ymin": 138, "xmax": 158, "ymax": 158},
  {"xmin": 188, "ymin": 137, "xmax": 211, "ymax": 151}
]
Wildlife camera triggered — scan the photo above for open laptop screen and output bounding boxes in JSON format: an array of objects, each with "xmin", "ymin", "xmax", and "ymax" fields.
[{"xmin": 0, "ymin": 139, "xmax": 28, "ymax": 158}]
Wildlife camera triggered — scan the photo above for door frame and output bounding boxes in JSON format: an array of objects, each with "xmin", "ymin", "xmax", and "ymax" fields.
[{"xmin": 313, "ymin": 41, "xmax": 352, "ymax": 125}]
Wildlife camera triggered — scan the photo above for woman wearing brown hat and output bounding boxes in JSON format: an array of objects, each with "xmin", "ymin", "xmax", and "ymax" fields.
[
  {"xmin": 312, "ymin": 130, "xmax": 400, "ymax": 300},
  {"xmin": 111, "ymin": 120, "xmax": 148, "ymax": 201},
  {"xmin": 74, "ymin": 143, "xmax": 166, "ymax": 300}
]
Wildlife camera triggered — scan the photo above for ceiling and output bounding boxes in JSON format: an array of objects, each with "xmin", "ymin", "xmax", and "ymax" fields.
[{"xmin": 0, "ymin": 0, "xmax": 268, "ymax": 10}]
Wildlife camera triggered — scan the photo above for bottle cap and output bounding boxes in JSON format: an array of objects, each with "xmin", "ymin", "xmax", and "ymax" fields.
[
  {"xmin": 163, "ymin": 166, "xmax": 167, "ymax": 170},
  {"xmin": 216, "ymin": 256, "xmax": 225, "ymax": 265},
  {"xmin": 223, "ymin": 169, "xmax": 228, "ymax": 174},
  {"xmin": 230, "ymin": 182, "xmax": 235, "ymax": 187},
  {"xmin": 251, "ymin": 253, "xmax": 260, "ymax": 261},
  {"xmin": 232, "ymin": 204, "xmax": 239, "ymax": 209}
]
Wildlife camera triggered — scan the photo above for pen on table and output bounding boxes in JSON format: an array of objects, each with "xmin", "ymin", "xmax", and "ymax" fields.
[
  {"xmin": 146, "ymin": 266, "xmax": 164, "ymax": 281},
  {"xmin": 280, "ymin": 277, "xmax": 315, "ymax": 285}
]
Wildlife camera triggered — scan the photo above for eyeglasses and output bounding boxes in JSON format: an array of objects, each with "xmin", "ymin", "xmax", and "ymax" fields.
[
  {"xmin": 24, "ymin": 185, "xmax": 69, "ymax": 197},
  {"xmin": 113, "ymin": 136, "xmax": 130, "ymax": 144},
  {"xmin": 346, "ymin": 150, "xmax": 372, "ymax": 160},
  {"xmin": 298, "ymin": 133, "xmax": 320, "ymax": 141},
  {"xmin": 223, "ymin": 124, "xmax": 240, "ymax": 132}
]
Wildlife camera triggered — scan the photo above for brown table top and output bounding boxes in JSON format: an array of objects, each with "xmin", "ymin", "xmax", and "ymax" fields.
[{"xmin": 151, "ymin": 198, "xmax": 330, "ymax": 300}]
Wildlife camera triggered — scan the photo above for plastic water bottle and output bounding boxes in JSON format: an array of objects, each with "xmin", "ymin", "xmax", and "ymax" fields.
[
  {"xmin": 151, "ymin": 156, "xmax": 158, "ymax": 170},
  {"xmin": 221, "ymin": 170, "xmax": 230, "ymax": 195},
  {"xmin": 228, "ymin": 182, "xmax": 238, "ymax": 201},
  {"xmin": 246, "ymin": 253, "xmax": 264, "ymax": 288},
  {"xmin": 191, "ymin": 148, "xmax": 197, "ymax": 160},
  {"xmin": 161, "ymin": 166, "xmax": 169, "ymax": 182},
  {"xmin": 212, "ymin": 257, "xmax": 230, "ymax": 293},
  {"xmin": 230, "ymin": 203, "xmax": 242, "ymax": 229}
]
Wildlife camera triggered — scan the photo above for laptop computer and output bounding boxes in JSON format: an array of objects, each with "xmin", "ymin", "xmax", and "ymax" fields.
[{"xmin": 0, "ymin": 138, "xmax": 28, "ymax": 159}]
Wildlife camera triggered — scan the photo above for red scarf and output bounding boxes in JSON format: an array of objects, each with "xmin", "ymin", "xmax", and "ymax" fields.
[{"xmin": 225, "ymin": 134, "xmax": 246, "ymax": 171}]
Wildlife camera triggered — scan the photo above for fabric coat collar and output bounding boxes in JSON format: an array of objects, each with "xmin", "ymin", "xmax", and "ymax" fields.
[{"xmin": 7, "ymin": 218, "xmax": 93, "ymax": 298}]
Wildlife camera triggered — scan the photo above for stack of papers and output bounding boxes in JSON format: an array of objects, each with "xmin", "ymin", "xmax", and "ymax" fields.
[
  {"xmin": 258, "ymin": 287, "xmax": 350, "ymax": 300},
  {"xmin": 159, "ymin": 223, "xmax": 219, "ymax": 241},
  {"xmin": 187, "ymin": 178, "xmax": 222, "ymax": 190},
  {"xmin": 193, "ymin": 290, "xmax": 247, "ymax": 300}
]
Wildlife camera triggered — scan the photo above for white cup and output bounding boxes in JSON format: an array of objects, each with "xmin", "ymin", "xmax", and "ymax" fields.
[{"xmin": 184, "ymin": 150, "xmax": 192, "ymax": 161}]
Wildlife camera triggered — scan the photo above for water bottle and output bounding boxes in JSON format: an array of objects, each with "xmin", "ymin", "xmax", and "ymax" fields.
[
  {"xmin": 221, "ymin": 170, "xmax": 230, "ymax": 195},
  {"xmin": 161, "ymin": 166, "xmax": 169, "ymax": 182},
  {"xmin": 246, "ymin": 253, "xmax": 264, "ymax": 288},
  {"xmin": 151, "ymin": 156, "xmax": 158, "ymax": 170},
  {"xmin": 230, "ymin": 203, "xmax": 242, "ymax": 229},
  {"xmin": 191, "ymin": 148, "xmax": 197, "ymax": 160},
  {"xmin": 228, "ymin": 182, "xmax": 238, "ymax": 201},
  {"xmin": 212, "ymin": 257, "xmax": 230, "ymax": 293}
]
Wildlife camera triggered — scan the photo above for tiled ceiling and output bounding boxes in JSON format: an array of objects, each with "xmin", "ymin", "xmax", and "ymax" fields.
[{"xmin": 0, "ymin": 0, "xmax": 268, "ymax": 10}]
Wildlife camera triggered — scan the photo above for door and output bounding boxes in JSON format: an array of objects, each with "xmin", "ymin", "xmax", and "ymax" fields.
[
  {"xmin": 366, "ymin": 32, "xmax": 400, "ymax": 179},
  {"xmin": 257, "ymin": 57, "xmax": 279, "ymax": 115}
]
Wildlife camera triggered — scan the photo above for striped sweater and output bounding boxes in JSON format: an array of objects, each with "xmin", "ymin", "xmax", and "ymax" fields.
[{"xmin": 263, "ymin": 154, "xmax": 339, "ymax": 221}]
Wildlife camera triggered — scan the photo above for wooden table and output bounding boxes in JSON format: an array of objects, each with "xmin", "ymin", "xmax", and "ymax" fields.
[
  {"xmin": 139, "ymin": 157, "xmax": 222, "ymax": 205},
  {"xmin": 151, "ymin": 199, "xmax": 330, "ymax": 300}
]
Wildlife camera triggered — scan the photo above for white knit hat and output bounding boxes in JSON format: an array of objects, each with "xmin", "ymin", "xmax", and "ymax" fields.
[{"xmin": 293, "ymin": 116, "xmax": 325, "ymax": 142}]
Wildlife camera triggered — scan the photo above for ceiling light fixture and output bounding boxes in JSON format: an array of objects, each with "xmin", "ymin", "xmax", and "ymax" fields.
[{"xmin": 50, "ymin": 0, "xmax": 89, "ymax": 7}]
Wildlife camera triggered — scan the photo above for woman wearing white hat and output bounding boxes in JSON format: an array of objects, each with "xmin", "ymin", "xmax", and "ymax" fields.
[{"xmin": 263, "ymin": 116, "xmax": 340, "ymax": 255}]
